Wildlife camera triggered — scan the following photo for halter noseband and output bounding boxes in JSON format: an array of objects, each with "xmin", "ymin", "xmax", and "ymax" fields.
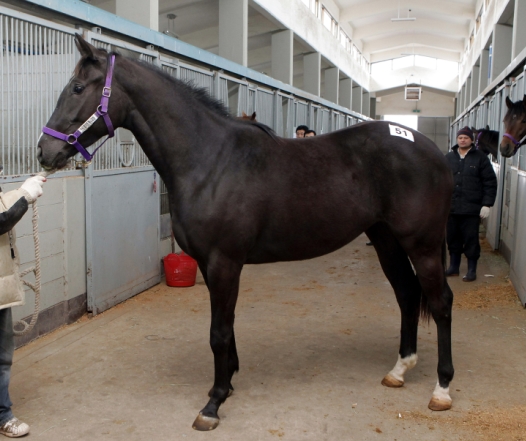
[
  {"xmin": 42, "ymin": 54, "xmax": 116, "ymax": 163},
  {"xmin": 502, "ymin": 132, "xmax": 526, "ymax": 155}
]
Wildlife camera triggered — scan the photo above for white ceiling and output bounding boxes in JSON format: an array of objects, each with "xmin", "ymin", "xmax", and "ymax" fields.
[{"xmin": 336, "ymin": 0, "xmax": 477, "ymax": 63}]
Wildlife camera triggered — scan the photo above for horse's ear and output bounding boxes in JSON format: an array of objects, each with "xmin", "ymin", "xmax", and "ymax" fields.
[
  {"xmin": 251, "ymin": 112, "xmax": 256, "ymax": 120},
  {"xmin": 506, "ymin": 96, "xmax": 513, "ymax": 109},
  {"xmin": 471, "ymin": 126, "xmax": 476, "ymax": 132},
  {"xmin": 74, "ymin": 33, "xmax": 100, "ymax": 61},
  {"xmin": 485, "ymin": 124, "xmax": 490, "ymax": 130},
  {"xmin": 242, "ymin": 111, "xmax": 248, "ymax": 118}
]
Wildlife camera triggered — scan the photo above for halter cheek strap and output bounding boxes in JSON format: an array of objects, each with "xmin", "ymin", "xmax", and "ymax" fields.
[
  {"xmin": 42, "ymin": 54, "xmax": 116, "ymax": 162},
  {"xmin": 474, "ymin": 131, "xmax": 482, "ymax": 150},
  {"xmin": 503, "ymin": 132, "xmax": 526, "ymax": 155}
]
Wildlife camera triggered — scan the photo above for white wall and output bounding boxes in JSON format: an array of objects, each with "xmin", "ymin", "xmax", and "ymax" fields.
[{"xmin": 376, "ymin": 89, "xmax": 455, "ymax": 117}]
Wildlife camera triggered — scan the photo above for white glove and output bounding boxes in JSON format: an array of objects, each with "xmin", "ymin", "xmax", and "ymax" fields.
[
  {"xmin": 480, "ymin": 206, "xmax": 490, "ymax": 219},
  {"xmin": 20, "ymin": 175, "xmax": 46, "ymax": 202}
]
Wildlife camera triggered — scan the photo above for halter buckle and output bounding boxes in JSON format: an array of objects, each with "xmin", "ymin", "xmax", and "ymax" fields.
[
  {"xmin": 67, "ymin": 134, "xmax": 78, "ymax": 145},
  {"xmin": 102, "ymin": 87, "xmax": 111, "ymax": 97}
]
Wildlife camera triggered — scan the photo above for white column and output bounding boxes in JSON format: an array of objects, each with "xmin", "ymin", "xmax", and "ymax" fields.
[
  {"xmin": 491, "ymin": 24, "xmax": 513, "ymax": 80},
  {"xmin": 352, "ymin": 83, "xmax": 362, "ymax": 114},
  {"xmin": 512, "ymin": 0, "xmax": 526, "ymax": 59},
  {"xmin": 362, "ymin": 90, "xmax": 370, "ymax": 117},
  {"xmin": 324, "ymin": 67, "xmax": 339, "ymax": 104},
  {"xmin": 339, "ymin": 77, "xmax": 352, "ymax": 109},
  {"xmin": 303, "ymin": 52, "xmax": 321, "ymax": 96},
  {"xmin": 271, "ymin": 30, "xmax": 293, "ymax": 85},
  {"xmin": 479, "ymin": 49, "xmax": 490, "ymax": 94},
  {"xmin": 219, "ymin": 0, "xmax": 248, "ymax": 66},
  {"xmin": 466, "ymin": 76, "xmax": 472, "ymax": 107},
  {"xmin": 116, "ymin": 0, "xmax": 158, "ymax": 31},
  {"xmin": 471, "ymin": 65, "xmax": 480, "ymax": 104}
]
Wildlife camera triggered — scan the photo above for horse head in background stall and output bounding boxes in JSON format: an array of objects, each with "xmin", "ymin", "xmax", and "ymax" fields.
[
  {"xmin": 37, "ymin": 34, "xmax": 455, "ymax": 431},
  {"xmin": 471, "ymin": 125, "xmax": 499, "ymax": 157},
  {"xmin": 501, "ymin": 95, "xmax": 526, "ymax": 157}
]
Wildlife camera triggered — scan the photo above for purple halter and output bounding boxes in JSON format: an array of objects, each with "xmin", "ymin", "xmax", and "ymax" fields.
[
  {"xmin": 42, "ymin": 55, "xmax": 116, "ymax": 162},
  {"xmin": 502, "ymin": 132, "xmax": 526, "ymax": 155},
  {"xmin": 474, "ymin": 131, "xmax": 483, "ymax": 150}
]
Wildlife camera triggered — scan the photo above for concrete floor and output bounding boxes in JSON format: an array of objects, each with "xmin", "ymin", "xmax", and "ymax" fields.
[{"xmin": 11, "ymin": 234, "xmax": 526, "ymax": 441}]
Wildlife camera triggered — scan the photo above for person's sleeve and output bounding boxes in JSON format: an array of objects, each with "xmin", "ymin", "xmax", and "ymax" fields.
[
  {"xmin": 0, "ymin": 197, "xmax": 28, "ymax": 235},
  {"xmin": 480, "ymin": 156, "xmax": 498, "ymax": 207}
]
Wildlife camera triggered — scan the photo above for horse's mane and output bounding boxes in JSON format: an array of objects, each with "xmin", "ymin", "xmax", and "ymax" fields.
[{"xmin": 132, "ymin": 56, "xmax": 281, "ymax": 142}]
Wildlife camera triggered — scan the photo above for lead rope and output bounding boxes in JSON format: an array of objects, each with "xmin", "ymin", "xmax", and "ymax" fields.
[{"xmin": 13, "ymin": 171, "xmax": 50, "ymax": 336}]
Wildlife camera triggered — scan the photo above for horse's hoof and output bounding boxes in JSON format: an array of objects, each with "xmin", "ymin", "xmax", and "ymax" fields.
[
  {"xmin": 428, "ymin": 396, "xmax": 452, "ymax": 411},
  {"xmin": 208, "ymin": 388, "xmax": 233, "ymax": 398},
  {"xmin": 381, "ymin": 374, "xmax": 404, "ymax": 388},
  {"xmin": 192, "ymin": 413, "xmax": 220, "ymax": 431}
]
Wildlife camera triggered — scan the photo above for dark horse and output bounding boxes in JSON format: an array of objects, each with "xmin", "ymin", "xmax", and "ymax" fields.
[
  {"xmin": 472, "ymin": 126, "xmax": 499, "ymax": 157},
  {"xmin": 501, "ymin": 95, "xmax": 526, "ymax": 157},
  {"xmin": 38, "ymin": 35, "xmax": 455, "ymax": 431}
]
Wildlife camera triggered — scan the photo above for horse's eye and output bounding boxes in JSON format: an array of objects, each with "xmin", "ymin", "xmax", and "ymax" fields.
[{"xmin": 73, "ymin": 84, "xmax": 84, "ymax": 94}]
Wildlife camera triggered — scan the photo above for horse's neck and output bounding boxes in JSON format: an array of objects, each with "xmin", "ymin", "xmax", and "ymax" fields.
[{"xmin": 116, "ymin": 59, "xmax": 230, "ymax": 188}]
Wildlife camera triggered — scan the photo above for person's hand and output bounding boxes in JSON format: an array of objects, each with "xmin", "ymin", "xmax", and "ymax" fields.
[
  {"xmin": 480, "ymin": 206, "xmax": 490, "ymax": 219},
  {"xmin": 20, "ymin": 175, "xmax": 46, "ymax": 202}
]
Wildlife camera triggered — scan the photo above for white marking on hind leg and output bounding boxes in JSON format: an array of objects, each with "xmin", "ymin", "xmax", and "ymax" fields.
[
  {"xmin": 428, "ymin": 381, "xmax": 452, "ymax": 411},
  {"xmin": 382, "ymin": 354, "xmax": 418, "ymax": 387}
]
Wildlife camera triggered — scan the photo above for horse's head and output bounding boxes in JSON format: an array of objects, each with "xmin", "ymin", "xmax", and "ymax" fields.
[
  {"xmin": 38, "ymin": 34, "xmax": 127, "ymax": 171},
  {"xmin": 501, "ymin": 95, "xmax": 526, "ymax": 158}
]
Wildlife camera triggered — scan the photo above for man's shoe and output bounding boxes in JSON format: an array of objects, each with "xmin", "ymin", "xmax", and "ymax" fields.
[
  {"xmin": 463, "ymin": 259, "xmax": 477, "ymax": 282},
  {"xmin": 445, "ymin": 253, "xmax": 461, "ymax": 277},
  {"xmin": 0, "ymin": 418, "xmax": 30, "ymax": 438}
]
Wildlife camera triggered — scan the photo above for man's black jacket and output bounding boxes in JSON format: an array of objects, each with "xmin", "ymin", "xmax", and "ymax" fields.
[{"xmin": 445, "ymin": 145, "xmax": 497, "ymax": 215}]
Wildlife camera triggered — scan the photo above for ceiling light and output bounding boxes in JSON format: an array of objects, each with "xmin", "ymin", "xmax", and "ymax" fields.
[{"xmin": 392, "ymin": 5, "xmax": 416, "ymax": 22}]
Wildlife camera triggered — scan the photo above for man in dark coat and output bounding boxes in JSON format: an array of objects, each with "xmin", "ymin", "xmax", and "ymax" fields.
[{"xmin": 444, "ymin": 126, "xmax": 497, "ymax": 281}]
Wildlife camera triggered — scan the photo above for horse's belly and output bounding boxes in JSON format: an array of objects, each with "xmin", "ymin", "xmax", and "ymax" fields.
[{"xmin": 245, "ymin": 221, "xmax": 367, "ymax": 264}]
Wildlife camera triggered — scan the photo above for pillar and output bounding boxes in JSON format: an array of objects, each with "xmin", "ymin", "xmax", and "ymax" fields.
[
  {"xmin": 219, "ymin": 0, "xmax": 248, "ymax": 66},
  {"xmin": 362, "ymin": 90, "xmax": 370, "ymax": 117},
  {"xmin": 339, "ymin": 77, "xmax": 352, "ymax": 109},
  {"xmin": 303, "ymin": 52, "xmax": 321, "ymax": 96},
  {"xmin": 479, "ymin": 49, "xmax": 490, "ymax": 93},
  {"xmin": 512, "ymin": 0, "xmax": 526, "ymax": 59},
  {"xmin": 491, "ymin": 24, "xmax": 513, "ymax": 80},
  {"xmin": 116, "ymin": 0, "xmax": 158, "ymax": 31},
  {"xmin": 271, "ymin": 30, "xmax": 293, "ymax": 85},
  {"xmin": 471, "ymin": 65, "xmax": 480, "ymax": 104},
  {"xmin": 352, "ymin": 83, "xmax": 362, "ymax": 114},
  {"xmin": 324, "ymin": 67, "xmax": 339, "ymax": 104}
]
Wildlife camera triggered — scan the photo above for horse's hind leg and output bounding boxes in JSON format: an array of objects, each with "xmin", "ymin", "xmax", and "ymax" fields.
[
  {"xmin": 408, "ymin": 246, "xmax": 454, "ymax": 411},
  {"xmin": 366, "ymin": 224, "xmax": 421, "ymax": 388},
  {"xmin": 192, "ymin": 257, "xmax": 242, "ymax": 431}
]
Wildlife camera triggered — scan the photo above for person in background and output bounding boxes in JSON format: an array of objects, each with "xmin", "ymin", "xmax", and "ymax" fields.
[
  {"xmin": 304, "ymin": 130, "xmax": 316, "ymax": 137},
  {"xmin": 0, "ymin": 168, "xmax": 46, "ymax": 438},
  {"xmin": 444, "ymin": 126, "xmax": 497, "ymax": 282},
  {"xmin": 295, "ymin": 125, "xmax": 309, "ymax": 138}
]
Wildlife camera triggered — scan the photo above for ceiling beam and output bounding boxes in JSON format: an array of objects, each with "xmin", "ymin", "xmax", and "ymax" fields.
[
  {"xmin": 340, "ymin": 0, "xmax": 474, "ymax": 23},
  {"xmin": 364, "ymin": 33, "xmax": 464, "ymax": 54},
  {"xmin": 369, "ymin": 47, "xmax": 461, "ymax": 63},
  {"xmin": 354, "ymin": 18, "xmax": 468, "ymax": 41}
]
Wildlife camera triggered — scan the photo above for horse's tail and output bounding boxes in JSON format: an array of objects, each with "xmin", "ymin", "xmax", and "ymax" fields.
[{"xmin": 419, "ymin": 238, "xmax": 446, "ymax": 322}]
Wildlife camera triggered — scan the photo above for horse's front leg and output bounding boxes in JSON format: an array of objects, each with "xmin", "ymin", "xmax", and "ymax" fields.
[
  {"xmin": 197, "ymin": 262, "xmax": 239, "ymax": 399},
  {"xmin": 192, "ymin": 257, "xmax": 242, "ymax": 431}
]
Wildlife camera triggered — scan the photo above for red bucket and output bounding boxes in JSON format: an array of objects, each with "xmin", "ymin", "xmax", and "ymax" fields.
[{"xmin": 163, "ymin": 251, "xmax": 198, "ymax": 287}]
